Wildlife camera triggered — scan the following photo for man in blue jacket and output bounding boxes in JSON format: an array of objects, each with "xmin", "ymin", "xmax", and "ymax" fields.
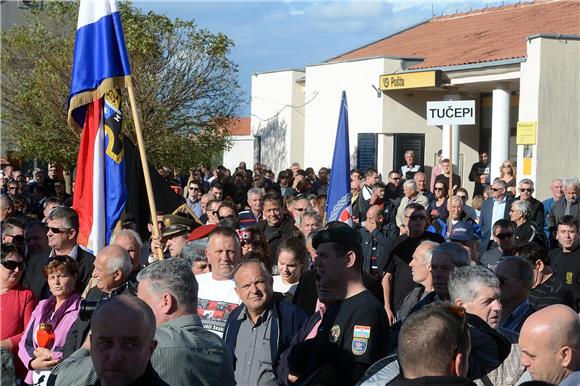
[{"xmin": 224, "ymin": 260, "xmax": 307, "ymax": 386}]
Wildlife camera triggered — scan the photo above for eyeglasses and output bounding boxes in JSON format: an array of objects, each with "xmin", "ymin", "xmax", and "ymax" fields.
[
  {"xmin": 519, "ymin": 188, "xmax": 533, "ymax": 193},
  {"xmin": 8, "ymin": 187, "xmax": 17, "ymax": 191},
  {"xmin": 0, "ymin": 259, "xmax": 24, "ymax": 271},
  {"xmin": 434, "ymin": 187, "xmax": 444, "ymax": 191},
  {"xmin": 48, "ymin": 255, "xmax": 75, "ymax": 264},
  {"xmin": 189, "ymin": 187, "xmax": 199, "ymax": 191},
  {"xmin": 494, "ymin": 232, "xmax": 513, "ymax": 240},
  {"xmin": 502, "ymin": 165, "xmax": 511, "ymax": 168},
  {"xmin": 48, "ymin": 227, "xmax": 72, "ymax": 234},
  {"xmin": 218, "ymin": 214, "xmax": 235, "ymax": 221},
  {"xmin": 491, "ymin": 188, "xmax": 503, "ymax": 192},
  {"xmin": 457, "ymin": 195, "xmax": 467, "ymax": 200}
]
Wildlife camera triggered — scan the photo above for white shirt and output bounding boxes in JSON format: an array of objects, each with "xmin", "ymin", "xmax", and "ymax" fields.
[
  {"xmin": 273, "ymin": 275, "xmax": 298, "ymax": 297},
  {"xmin": 491, "ymin": 196, "xmax": 508, "ymax": 239},
  {"xmin": 196, "ymin": 272, "xmax": 241, "ymax": 338}
]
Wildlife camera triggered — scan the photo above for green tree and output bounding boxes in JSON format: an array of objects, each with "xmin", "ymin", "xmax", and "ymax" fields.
[{"xmin": 1, "ymin": 1, "xmax": 242, "ymax": 169}]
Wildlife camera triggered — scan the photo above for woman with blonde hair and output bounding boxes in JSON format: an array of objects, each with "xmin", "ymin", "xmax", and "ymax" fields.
[{"xmin": 499, "ymin": 160, "xmax": 516, "ymax": 196}]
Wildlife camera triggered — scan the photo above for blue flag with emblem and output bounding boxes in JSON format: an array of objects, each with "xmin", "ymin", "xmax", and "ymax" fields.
[{"xmin": 326, "ymin": 91, "xmax": 352, "ymax": 226}]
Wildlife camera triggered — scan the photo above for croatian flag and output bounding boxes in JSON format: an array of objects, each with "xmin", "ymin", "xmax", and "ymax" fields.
[
  {"xmin": 326, "ymin": 91, "xmax": 352, "ymax": 226},
  {"xmin": 69, "ymin": 0, "xmax": 131, "ymax": 253}
]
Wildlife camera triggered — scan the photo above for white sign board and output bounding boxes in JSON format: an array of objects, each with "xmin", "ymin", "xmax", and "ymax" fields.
[{"xmin": 426, "ymin": 100, "xmax": 475, "ymax": 125}]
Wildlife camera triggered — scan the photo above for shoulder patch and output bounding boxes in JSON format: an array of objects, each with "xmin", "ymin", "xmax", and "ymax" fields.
[
  {"xmin": 352, "ymin": 338, "xmax": 368, "ymax": 355},
  {"xmin": 353, "ymin": 325, "xmax": 371, "ymax": 339}
]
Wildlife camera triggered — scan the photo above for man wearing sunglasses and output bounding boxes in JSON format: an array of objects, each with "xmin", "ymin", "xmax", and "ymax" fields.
[
  {"xmin": 479, "ymin": 179, "xmax": 514, "ymax": 256},
  {"xmin": 481, "ymin": 220, "xmax": 516, "ymax": 271},
  {"xmin": 1, "ymin": 217, "xmax": 26, "ymax": 253},
  {"xmin": 514, "ymin": 179, "xmax": 544, "ymax": 230},
  {"xmin": 23, "ymin": 206, "xmax": 95, "ymax": 300}
]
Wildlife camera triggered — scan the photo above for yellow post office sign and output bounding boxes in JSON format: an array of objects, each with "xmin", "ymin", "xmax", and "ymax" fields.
[
  {"xmin": 379, "ymin": 70, "xmax": 442, "ymax": 91},
  {"xmin": 516, "ymin": 121, "xmax": 537, "ymax": 145}
]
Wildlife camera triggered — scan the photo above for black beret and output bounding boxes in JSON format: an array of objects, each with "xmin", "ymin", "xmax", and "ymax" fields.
[{"xmin": 312, "ymin": 221, "xmax": 361, "ymax": 249}]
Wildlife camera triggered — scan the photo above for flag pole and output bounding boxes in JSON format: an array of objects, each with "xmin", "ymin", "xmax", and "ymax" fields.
[{"xmin": 126, "ymin": 76, "xmax": 164, "ymax": 260}]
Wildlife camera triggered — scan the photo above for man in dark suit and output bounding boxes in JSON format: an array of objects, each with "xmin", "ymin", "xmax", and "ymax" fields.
[
  {"xmin": 479, "ymin": 179, "xmax": 514, "ymax": 255},
  {"xmin": 23, "ymin": 206, "xmax": 95, "ymax": 300}
]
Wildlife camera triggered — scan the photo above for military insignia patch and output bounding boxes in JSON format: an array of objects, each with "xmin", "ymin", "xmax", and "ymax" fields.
[
  {"xmin": 353, "ymin": 325, "xmax": 371, "ymax": 339},
  {"xmin": 352, "ymin": 338, "xmax": 368, "ymax": 355},
  {"xmin": 329, "ymin": 325, "xmax": 341, "ymax": 343}
]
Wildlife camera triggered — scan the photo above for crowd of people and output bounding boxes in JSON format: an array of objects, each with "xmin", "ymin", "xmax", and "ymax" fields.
[{"xmin": 0, "ymin": 152, "xmax": 579, "ymax": 386}]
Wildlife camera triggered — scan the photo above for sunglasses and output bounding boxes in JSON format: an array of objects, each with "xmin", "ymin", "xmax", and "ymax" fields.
[
  {"xmin": 434, "ymin": 187, "xmax": 445, "ymax": 191},
  {"xmin": 519, "ymin": 188, "xmax": 533, "ymax": 193},
  {"xmin": 48, "ymin": 255, "xmax": 75, "ymax": 264},
  {"xmin": 457, "ymin": 195, "xmax": 467, "ymax": 199},
  {"xmin": 391, "ymin": 177, "xmax": 401, "ymax": 181},
  {"xmin": 1, "ymin": 259, "xmax": 24, "ymax": 271},
  {"xmin": 218, "ymin": 214, "xmax": 235, "ymax": 221},
  {"xmin": 494, "ymin": 232, "xmax": 513, "ymax": 240},
  {"xmin": 4, "ymin": 234, "xmax": 24, "ymax": 243},
  {"xmin": 48, "ymin": 227, "xmax": 72, "ymax": 234},
  {"xmin": 189, "ymin": 187, "xmax": 200, "ymax": 191},
  {"xmin": 491, "ymin": 188, "xmax": 503, "ymax": 192}
]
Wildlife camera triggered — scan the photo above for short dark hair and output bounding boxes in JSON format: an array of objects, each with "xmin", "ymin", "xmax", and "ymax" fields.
[
  {"xmin": 405, "ymin": 203, "xmax": 426, "ymax": 213},
  {"xmin": 558, "ymin": 215, "xmax": 579, "ymax": 231},
  {"xmin": 210, "ymin": 180, "xmax": 223, "ymax": 190},
  {"xmin": 515, "ymin": 242, "xmax": 550, "ymax": 266},
  {"xmin": 492, "ymin": 219, "xmax": 514, "ymax": 235},
  {"xmin": 398, "ymin": 303, "xmax": 469, "ymax": 377},
  {"xmin": 262, "ymin": 192, "xmax": 282, "ymax": 207},
  {"xmin": 364, "ymin": 168, "xmax": 378, "ymax": 178}
]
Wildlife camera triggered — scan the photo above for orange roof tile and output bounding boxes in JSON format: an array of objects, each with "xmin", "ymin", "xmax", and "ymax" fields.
[
  {"xmin": 329, "ymin": 0, "xmax": 580, "ymax": 69},
  {"xmin": 226, "ymin": 117, "xmax": 251, "ymax": 136}
]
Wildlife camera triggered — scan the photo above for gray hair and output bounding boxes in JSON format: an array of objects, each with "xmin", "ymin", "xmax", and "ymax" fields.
[
  {"xmin": 405, "ymin": 150, "xmax": 415, "ymax": 157},
  {"xmin": 0, "ymin": 194, "xmax": 13, "ymax": 210},
  {"xmin": 403, "ymin": 179, "xmax": 417, "ymax": 192},
  {"xmin": 104, "ymin": 247, "xmax": 132, "ymax": 277},
  {"xmin": 181, "ymin": 239, "xmax": 208, "ymax": 264},
  {"xmin": 110, "ymin": 229, "xmax": 143, "ymax": 250},
  {"xmin": 46, "ymin": 206, "xmax": 79, "ymax": 231},
  {"xmin": 247, "ymin": 187, "xmax": 264, "ymax": 200},
  {"xmin": 448, "ymin": 265, "xmax": 500, "ymax": 303},
  {"xmin": 432, "ymin": 243, "xmax": 470, "ymax": 267},
  {"xmin": 449, "ymin": 195, "xmax": 464, "ymax": 209},
  {"xmin": 518, "ymin": 179, "xmax": 534, "ymax": 189},
  {"xmin": 302, "ymin": 210, "xmax": 323, "ymax": 226},
  {"xmin": 137, "ymin": 258, "xmax": 198, "ymax": 312},
  {"xmin": 512, "ymin": 200, "xmax": 531, "ymax": 219},
  {"xmin": 497, "ymin": 256, "xmax": 534, "ymax": 290},
  {"xmin": 417, "ymin": 240, "xmax": 439, "ymax": 265},
  {"xmin": 562, "ymin": 177, "xmax": 579, "ymax": 191},
  {"xmin": 233, "ymin": 260, "xmax": 273, "ymax": 287},
  {"xmin": 493, "ymin": 179, "xmax": 507, "ymax": 190}
]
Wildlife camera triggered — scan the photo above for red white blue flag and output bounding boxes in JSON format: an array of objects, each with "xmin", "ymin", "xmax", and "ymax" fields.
[
  {"xmin": 326, "ymin": 91, "xmax": 352, "ymax": 226},
  {"xmin": 69, "ymin": 0, "xmax": 131, "ymax": 253}
]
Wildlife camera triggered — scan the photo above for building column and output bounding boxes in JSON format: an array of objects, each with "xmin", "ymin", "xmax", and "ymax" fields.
[
  {"xmin": 442, "ymin": 94, "xmax": 460, "ymax": 171},
  {"xmin": 490, "ymin": 84, "xmax": 510, "ymax": 182}
]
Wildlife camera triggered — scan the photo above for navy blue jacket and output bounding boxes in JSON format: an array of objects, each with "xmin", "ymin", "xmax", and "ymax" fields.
[{"xmin": 223, "ymin": 295, "xmax": 307, "ymax": 375}]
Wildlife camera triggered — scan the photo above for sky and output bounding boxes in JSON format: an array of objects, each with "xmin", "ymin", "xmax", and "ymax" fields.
[{"xmin": 136, "ymin": 1, "xmax": 529, "ymax": 116}]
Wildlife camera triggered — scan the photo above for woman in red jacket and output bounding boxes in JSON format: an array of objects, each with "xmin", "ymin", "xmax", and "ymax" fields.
[{"xmin": 0, "ymin": 244, "xmax": 36, "ymax": 382}]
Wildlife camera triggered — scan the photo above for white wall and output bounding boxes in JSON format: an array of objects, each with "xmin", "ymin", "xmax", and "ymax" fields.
[
  {"xmin": 303, "ymin": 58, "xmax": 397, "ymax": 171},
  {"xmin": 222, "ymin": 136, "xmax": 254, "ymax": 172},
  {"xmin": 251, "ymin": 70, "xmax": 305, "ymax": 173}
]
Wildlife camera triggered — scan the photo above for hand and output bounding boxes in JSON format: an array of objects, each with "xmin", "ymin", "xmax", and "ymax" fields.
[
  {"xmin": 365, "ymin": 218, "xmax": 377, "ymax": 233},
  {"xmin": 399, "ymin": 225, "xmax": 407, "ymax": 236},
  {"xmin": 479, "ymin": 175, "xmax": 487, "ymax": 183},
  {"xmin": 288, "ymin": 374, "xmax": 299, "ymax": 383},
  {"xmin": 31, "ymin": 348, "xmax": 59, "ymax": 370},
  {"xmin": 385, "ymin": 306, "xmax": 396, "ymax": 326},
  {"xmin": 150, "ymin": 235, "xmax": 164, "ymax": 256}
]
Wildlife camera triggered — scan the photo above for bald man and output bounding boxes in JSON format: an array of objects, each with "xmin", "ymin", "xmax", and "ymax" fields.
[
  {"xmin": 358, "ymin": 205, "xmax": 389, "ymax": 276},
  {"xmin": 519, "ymin": 304, "xmax": 580, "ymax": 385},
  {"xmin": 91, "ymin": 295, "xmax": 168, "ymax": 386}
]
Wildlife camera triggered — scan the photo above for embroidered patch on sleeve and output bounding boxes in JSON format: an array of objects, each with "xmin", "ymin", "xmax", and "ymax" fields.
[{"xmin": 353, "ymin": 325, "xmax": 371, "ymax": 339}]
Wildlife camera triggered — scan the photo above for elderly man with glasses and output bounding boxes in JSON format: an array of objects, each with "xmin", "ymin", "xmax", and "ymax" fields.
[
  {"xmin": 514, "ymin": 179, "xmax": 544, "ymax": 230},
  {"xmin": 479, "ymin": 179, "xmax": 514, "ymax": 256}
]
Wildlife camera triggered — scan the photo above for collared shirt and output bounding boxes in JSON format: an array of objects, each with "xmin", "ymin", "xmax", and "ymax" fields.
[
  {"xmin": 500, "ymin": 300, "xmax": 534, "ymax": 333},
  {"xmin": 234, "ymin": 306, "xmax": 276, "ymax": 386},
  {"xmin": 491, "ymin": 196, "xmax": 508, "ymax": 239},
  {"xmin": 50, "ymin": 244, "xmax": 79, "ymax": 259}
]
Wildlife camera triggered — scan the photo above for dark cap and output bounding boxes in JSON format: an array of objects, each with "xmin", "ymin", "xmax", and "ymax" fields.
[
  {"xmin": 448, "ymin": 221, "xmax": 480, "ymax": 242},
  {"xmin": 312, "ymin": 221, "xmax": 361, "ymax": 249},
  {"xmin": 162, "ymin": 214, "xmax": 196, "ymax": 238}
]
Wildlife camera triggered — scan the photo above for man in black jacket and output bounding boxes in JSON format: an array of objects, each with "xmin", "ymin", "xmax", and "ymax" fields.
[
  {"xmin": 514, "ymin": 179, "xmax": 545, "ymax": 229},
  {"xmin": 257, "ymin": 193, "xmax": 298, "ymax": 266},
  {"xmin": 23, "ymin": 206, "xmax": 95, "ymax": 300}
]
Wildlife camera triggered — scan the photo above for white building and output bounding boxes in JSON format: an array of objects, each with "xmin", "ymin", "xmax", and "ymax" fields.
[{"xmin": 251, "ymin": 0, "xmax": 580, "ymax": 199}]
